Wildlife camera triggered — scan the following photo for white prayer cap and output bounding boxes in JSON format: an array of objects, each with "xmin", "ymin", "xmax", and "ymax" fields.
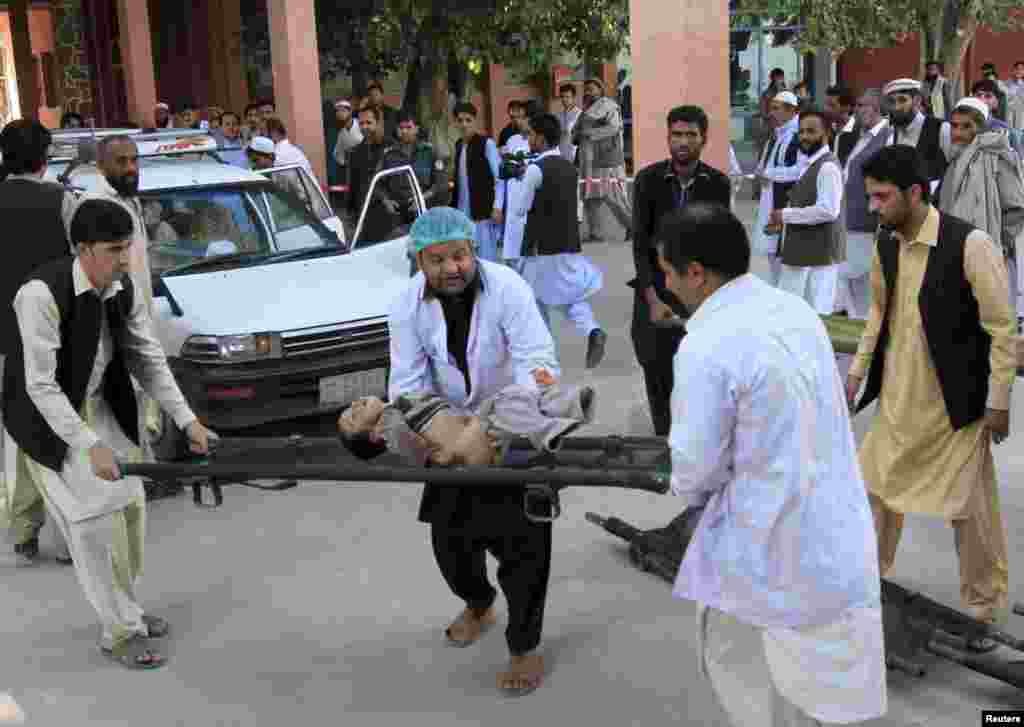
[
  {"xmin": 773, "ymin": 91, "xmax": 799, "ymax": 107},
  {"xmin": 883, "ymin": 78, "xmax": 921, "ymax": 96},
  {"xmin": 953, "ymin": 96, "xmax": 990, "ymax": 121},
  {"xmin": 335, "ymin": 98, "xmax": 352, "ymax": 109},
  {"xmin": 247, "ymin": 136, "xmax": 275, "ymax": 155},
  {"xmin": 155, "ymin": 102, "xmax": 170, "ymax": 111}
]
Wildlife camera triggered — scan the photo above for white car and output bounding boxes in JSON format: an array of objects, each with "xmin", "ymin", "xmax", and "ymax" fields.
[{"xmin": 48, "ymin": 129, "xmax": 424, "ymax": 458}]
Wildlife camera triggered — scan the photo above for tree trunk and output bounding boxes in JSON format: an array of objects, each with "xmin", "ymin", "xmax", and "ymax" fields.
[{"xmin": 921, "ymin": 0, "xmax": 978, "ymax": 100}]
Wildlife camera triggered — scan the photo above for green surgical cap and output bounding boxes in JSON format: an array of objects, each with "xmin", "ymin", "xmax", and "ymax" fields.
[{"xmin": 410, "ymin": 207, "xmax": 476, "ymax": 254}]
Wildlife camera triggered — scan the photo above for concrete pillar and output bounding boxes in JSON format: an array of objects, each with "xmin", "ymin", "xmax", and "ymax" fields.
[
  {"xmin": 629, "ymin": 0, "xmax": 730, "ymax": 174},
  {"xmin": 268, "ymin": 0, "xmax": 326, "ymax": 185},
  {"xmin": 9, "ymin": 0, "xmax": 39, "ymax": 120},
  {"xmin": 115, "ymin": 0, "xmax": 158, "ymax": 127}
]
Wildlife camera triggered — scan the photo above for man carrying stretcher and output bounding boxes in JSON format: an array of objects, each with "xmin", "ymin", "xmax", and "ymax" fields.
[{"xmin": 371, "ymin": 207, "xmax": 564, "ymax": 696}]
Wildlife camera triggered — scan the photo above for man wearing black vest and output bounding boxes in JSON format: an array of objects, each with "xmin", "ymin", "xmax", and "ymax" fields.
[
  {"xmin": 883, "ymin": 78, "xmax": 953, "ymax": 196},
  {"xmin": 451, "ymin": 102, "xmax": 504, "ymax": 263},
  {"xmin": 0, "ymin": 119, "xmax": 76, "ymax": 567},
  {"xmin": 847, "ymin": 146, "xmax": 1015, "ymax": 639},
  {"xmin": 4, "ymin": 199, "xmax": 216, "ymax": 669},
  {"xmin": 753, "ymin": 91, "xmax": 802, "ymax": 285},
  {"xmin": 516, "ymin": 112, "xmax": 607, "ymax": 369},
  {"xmin": 630, "ymin": 105, "xmax": 731, "ymax": 437}
]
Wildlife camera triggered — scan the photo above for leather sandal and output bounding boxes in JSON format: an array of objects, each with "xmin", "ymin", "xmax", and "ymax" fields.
[{"xmin": 102, "ymin": 633, "xmax": 166, "ymax": 670}]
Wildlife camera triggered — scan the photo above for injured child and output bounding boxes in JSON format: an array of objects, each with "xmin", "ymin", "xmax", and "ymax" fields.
[{"xmin": 338, "ymin": 379, "xmax": 596, "ymax": 467}]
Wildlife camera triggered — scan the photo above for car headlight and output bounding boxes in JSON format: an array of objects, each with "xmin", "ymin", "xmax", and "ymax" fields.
[{"xmin": 181, "ymin": 333, "xmax": 282, "ymax": 362}]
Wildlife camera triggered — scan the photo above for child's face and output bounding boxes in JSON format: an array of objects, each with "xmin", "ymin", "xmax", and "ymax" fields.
[{"xmin": 339, "ymin": 396, "xmax": 386, "ymax": 435}]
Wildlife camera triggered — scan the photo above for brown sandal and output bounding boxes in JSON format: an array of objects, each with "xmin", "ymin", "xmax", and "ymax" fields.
[
  {"xmin": 445, "ymin": 606, "xmax": 496, "ymax": 647},
  {"xmin": 497, "ymin": 653, "xmax": 545, "ymax": 697}
]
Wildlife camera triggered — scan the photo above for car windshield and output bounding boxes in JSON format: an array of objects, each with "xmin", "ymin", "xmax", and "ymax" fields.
[
  {"xmin": 142, "ymin": 187, "xmax": 272, "ymax": 275},
  {"xmin": 142, "ymin": 184, "xmax": 340, "ymax": 276}
]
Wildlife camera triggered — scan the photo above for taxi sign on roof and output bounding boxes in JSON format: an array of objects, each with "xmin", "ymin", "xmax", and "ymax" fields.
[{"xmin": 48, "ymin": 128, "xmax": 219, "ymax": 162}]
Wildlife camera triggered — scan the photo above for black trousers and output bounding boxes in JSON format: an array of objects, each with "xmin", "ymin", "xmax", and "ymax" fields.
[
  {"xmin": 429, "ymin": 498, "xmax": 552, "ymax": 656},
  {"xmin": 630, "ymin": 288, "xmax": 685, "ymax": 437}
]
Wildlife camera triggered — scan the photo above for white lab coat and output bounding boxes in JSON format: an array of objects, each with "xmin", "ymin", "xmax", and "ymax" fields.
[
  {"xmin": 501, "ymin": 134, "xmax": 531, "ymax": 259},
  {"xmin": 388, "ymin": 260, "xmax": 559, "ymax": 413}
]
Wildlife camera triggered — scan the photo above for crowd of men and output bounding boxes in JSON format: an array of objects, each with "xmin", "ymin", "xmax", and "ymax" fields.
[{"xmin": 3, "ymin": 60, "xmax": 1024, "ymax": 726}]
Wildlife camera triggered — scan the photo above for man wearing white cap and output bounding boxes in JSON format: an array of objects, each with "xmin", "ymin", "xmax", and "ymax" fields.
[
  {"xmin": 939, "ymin": 97, "xmax": 1024, "ymax": 316},
  {"xmin": 752, "ymin": 90, "xmax": 802, "ymax": 284},
  {"xmin": 246, "ymin": 136, "xmax": 276, "ymax": 170},
  {"xmin": 883, "ymin": 78, "xmax": 953, "ymax": 193},
  {"xmin": 332, "ymin": 99, "xmax": 362, "ymax": 197},
  {"xmin": 154, "ymin": 103, "xmax": 172, "ymax": 129}
]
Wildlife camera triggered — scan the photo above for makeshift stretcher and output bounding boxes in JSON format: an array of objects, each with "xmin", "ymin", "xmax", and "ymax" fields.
[
  {"xmin": 586, "ymin": 509, "xmax": 1024, "ymax": 690},
  {"xmin": 117, "ymin": 434, "xmax": 671, "ymax": 523},
  {"xmin": 822, "ymin": 314, "xmax": 1024, "ymax": 374}
]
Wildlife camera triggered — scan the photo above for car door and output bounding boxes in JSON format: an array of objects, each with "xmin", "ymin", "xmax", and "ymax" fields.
[
  {"xmin": 351, "ymin": 164, "xmax": 425, "ymax": 251},
  {"xmin": 259, "ymin": 164, "xmax": 346, "ymax": 244}
]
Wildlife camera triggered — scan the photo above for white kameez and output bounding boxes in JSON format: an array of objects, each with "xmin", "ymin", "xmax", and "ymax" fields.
[
  {"xmin": 500, "ymin": 134, "xmax": 531, "ymax": 260},
  {"xmin": 752, "ymin": 118, "xmax": 801, "ymax": 272},
  {"xmin": 457, "ymin": 136, "xmax": 504, "ymax": 263}
]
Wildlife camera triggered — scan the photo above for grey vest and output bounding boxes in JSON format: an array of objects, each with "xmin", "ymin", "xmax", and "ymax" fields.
[
  {"xmin": 845, "ymin": 129, "xmax": 888, "ymax": 233},
  {"xmin": 781, "ymin": 153, "xmax": 846, "ymax": 268}
]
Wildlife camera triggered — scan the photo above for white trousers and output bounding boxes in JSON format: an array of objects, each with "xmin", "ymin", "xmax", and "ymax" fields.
[
  {"xmin": 834, "ymin": 274, "xmax": 871, "ymax": 321},
  {"xmin": 536, "ymin": 300, "xmax": 599, "ymax": 337},
  {"xmin": 701, "ymin": 607, "xmax": 841, "ymax": 727},
  {"xmin": 777, "ymin": 265, "xmax": 838, "ymax": 314},
  {"xmin": 21, "ymin": 447, "xmax": 149, "ymax": 650}
]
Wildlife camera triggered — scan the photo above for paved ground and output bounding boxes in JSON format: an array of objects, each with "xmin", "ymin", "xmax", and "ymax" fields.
[{"xmin": 5, "ymin": 195, "xmax": 1024, "ymax": 726}]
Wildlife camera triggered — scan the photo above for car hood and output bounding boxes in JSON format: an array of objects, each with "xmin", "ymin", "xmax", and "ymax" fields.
[{"xmin": 160, "ymin": 238, "xmax": 409, "ymax": 335}]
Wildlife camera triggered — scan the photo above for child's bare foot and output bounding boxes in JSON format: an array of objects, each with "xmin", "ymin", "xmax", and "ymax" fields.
[
  {"xmin": 497, "ymin": 652, "xmax": 545, "ymax": 696},
  {"xmin": 444, "ymin": 606, "xmax": 496, "ymax": 647}
]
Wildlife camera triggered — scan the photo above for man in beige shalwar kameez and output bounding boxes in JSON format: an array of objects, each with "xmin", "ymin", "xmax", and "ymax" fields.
[{"xmin": 846, "ymin": 146, "xmax": 1016, "ymax": 635}]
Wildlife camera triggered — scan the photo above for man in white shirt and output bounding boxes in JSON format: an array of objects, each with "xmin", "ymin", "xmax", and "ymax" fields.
[
  {"xmin": 4, "ymin": 199, "xmax": 216, "ymax": 669},
  {"xmin": 753, "ymin": 91, "xmax": 802, "ymax": 285},
  {"xmin": 768, "ymin": 109, "xmax": 845, "ymax": 313},
  {"xmin": 556, "ymin": 83, "xmax": 582, "ymax": 163},
  {"xmin": 656, "ymin": 202, "xmax": 886, "ymax": 727},
  {"xmin": 265, "ymin": 117, "xmax": 314, "ymax": 176}
]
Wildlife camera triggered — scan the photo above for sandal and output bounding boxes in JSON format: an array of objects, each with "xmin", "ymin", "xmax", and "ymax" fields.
[
  {"xmin": 445, "ymin": 606, "xmax": 496, "ymax": 647},
  {"xmin": 102, "ymin": 633, "xmax": 166, "ymax": 670},
  {"xmin": 142, "ymin": 614, "xmax": 170, "ymax": 639},
  {"xmin": 497, "ymin": 653, "xmax": 545, "ymax": 697}
]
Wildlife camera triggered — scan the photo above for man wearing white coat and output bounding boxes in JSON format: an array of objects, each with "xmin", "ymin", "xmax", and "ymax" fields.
[
  {"xmin": 657, "ymin": 202, "xmax": 886, "ymax": 726},
  {"xmin": 387, "ymin": 206, "xmax": 559, "ymax": 697},
  {"xmin": 4, "ymin": 199, "xmax": 216, "ymax": 669}
]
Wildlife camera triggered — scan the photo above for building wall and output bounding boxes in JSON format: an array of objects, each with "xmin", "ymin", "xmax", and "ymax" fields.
[
  {"xmin": 0, "ymin": 3, "xmax": 60, "ymax": 126},
  {"xmin": 838, "ymin": 25, "xmax": 1024, "ymax": 97},
  {"xmin": 52, "ymin": 0, "xmax": 93, "ymax": 118}
]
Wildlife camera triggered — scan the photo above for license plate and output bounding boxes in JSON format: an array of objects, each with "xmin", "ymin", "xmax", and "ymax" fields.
[{"xmin": 318, "ymin": 369, "xmax": 387, "ymax": 408}]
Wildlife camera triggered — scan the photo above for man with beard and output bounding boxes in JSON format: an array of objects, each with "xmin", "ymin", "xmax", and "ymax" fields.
[
  {"xmin": 939, "ymin": 97, "xmax": 1024, "ymax": 318},
  {"xmin": 849, "ymin": 146, "xmax": 1016, "ymax": 643},
  {"xmin": 0, "ymin": 120, "xmax": 75, "ymax": 566},
  {"xmin": 767, "ymin": 109, "xmax": 846, "ymax": 314},
  {"xmin": 883, "ymin": 78, "xmax": 953, "ymax": 195},
  {"xmin": 630, "ymin": 105, "xmax": 731, "ymax": 438},
  {"xmin": 388, "ymin": 206, "xmax": 558, "ymax": 697},
  {"xmin": 153, "ymin": 102, "xmax": 172, "ymax": 130},
  {"xmin": 348, "ymin": 105, "xmax": 402, "ymax": 243},
  {"xmin": 366, "ymin": 82, "xmax": 398, "ymax": 141},
  {"xmin": 972, "ymin": 80, "xmax": 1024, "ymax": 160},
  {"xmin": 573, "ymin": 79, "xmax": 632, "ymax": 242},
  {"xmin": 922, "ymin": 61, "xmax": 955, "ymax": 120},
  {"xmin": 752, "ymin": 91, "xmax": 802, "ymax": 284},
  {"xmin": 243, "ymin": 103, "xmax": 264, "ymax": 142}
]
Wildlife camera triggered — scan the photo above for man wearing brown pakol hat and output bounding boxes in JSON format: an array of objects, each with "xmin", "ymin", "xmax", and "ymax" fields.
[{"xmin": 883, "ymin": 78, "xmax": 953, "ymax": 195}]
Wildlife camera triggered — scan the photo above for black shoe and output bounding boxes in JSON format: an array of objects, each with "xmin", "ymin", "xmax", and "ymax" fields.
[
  {"xmin": 585, "ymin": 329, "xmax": 607, "ymax": 369},
  {"xmin": 14, "ymin": 536, "xmax": 40, "ymax": 566}
]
